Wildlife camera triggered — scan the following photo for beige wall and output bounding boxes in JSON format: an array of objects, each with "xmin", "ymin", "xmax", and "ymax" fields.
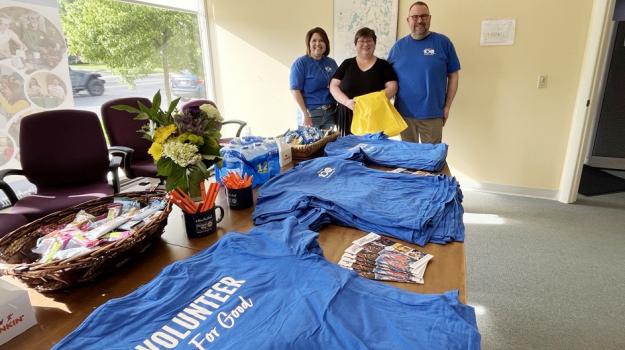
[
  {"xmin": 415, "ymin": 0, "xmax": 593, "ymax": 192},
  {"xmin": 207, "ymin": 0, "xmax": 593, "ymax": 193},
  {"xmin": 207, "ymin": 0, "xmax": 334, "ymax": 136}
]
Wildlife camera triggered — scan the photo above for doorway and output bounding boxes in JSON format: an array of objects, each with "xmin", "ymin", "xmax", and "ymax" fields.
[
  {"xmin": 580, "ymin": 19, "xmax": 625, "ymax": 196},
  {"xmin": 587, "ymin": 20, "xmax": 625, "ymax": 169}
]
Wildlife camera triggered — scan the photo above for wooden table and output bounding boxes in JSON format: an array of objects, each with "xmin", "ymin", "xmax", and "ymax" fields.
[{"xmin": 3, "ymin": 173, "xmax": 466, "ymax": 350}]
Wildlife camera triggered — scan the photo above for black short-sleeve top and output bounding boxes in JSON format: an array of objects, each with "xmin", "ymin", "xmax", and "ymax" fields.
[{"xmin": 332, "ymin": 57, "xmax": 397, "ymax": 99}]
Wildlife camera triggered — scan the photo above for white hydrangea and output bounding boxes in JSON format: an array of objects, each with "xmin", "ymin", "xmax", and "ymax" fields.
[{"xmin": 163, "ymin": 140, "xmax": 202, "ymax": 167}]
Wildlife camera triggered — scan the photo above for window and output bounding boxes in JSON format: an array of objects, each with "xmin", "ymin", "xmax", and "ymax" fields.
[{"xmin": 0, "ymin": 0, "xmax": 211, "ymax": 207}]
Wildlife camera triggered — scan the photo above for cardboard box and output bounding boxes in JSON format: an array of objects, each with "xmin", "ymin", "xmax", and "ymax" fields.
[{"xmin": 0, "ymin": 279, "xmax": 37, "ymax": 345}]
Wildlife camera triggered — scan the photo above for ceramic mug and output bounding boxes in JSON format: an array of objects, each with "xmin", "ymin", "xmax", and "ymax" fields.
[{"xmin": 183, "ymin": 205, "xmax": 224, "ymax": 238}]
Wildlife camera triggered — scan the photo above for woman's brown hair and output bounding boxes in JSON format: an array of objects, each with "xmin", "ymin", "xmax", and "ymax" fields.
[
  {"xmin": 354, "ymin": 27, "xmax": 377, "ymax": 45},
  {"xmin": 305, "ymin": 27, "xmax": 331, "ymax": 57}
]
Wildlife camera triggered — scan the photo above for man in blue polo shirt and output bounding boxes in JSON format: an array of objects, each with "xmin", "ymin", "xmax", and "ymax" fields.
[{"xmin": 388, "ymin": 1, "xmax": 460, "ymax": 144}]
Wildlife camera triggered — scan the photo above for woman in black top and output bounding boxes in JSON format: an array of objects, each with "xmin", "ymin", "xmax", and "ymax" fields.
[{"xmin": 330, "ymin": 27, "xmax": 398, "ymax": 136}]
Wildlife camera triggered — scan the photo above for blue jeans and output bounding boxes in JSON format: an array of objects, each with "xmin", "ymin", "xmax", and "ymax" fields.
[{"xmin": 308, "ymin": 104, "xmax": 337, "ymax": 130}]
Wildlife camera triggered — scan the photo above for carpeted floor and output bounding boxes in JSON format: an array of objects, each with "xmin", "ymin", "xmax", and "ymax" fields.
[
  {"xmin": 464, "ymin": 189, "xmax": 625, "ymax": 349},
  {"xmin": 578, "ymin": 165, "xmax": 625, "ymax": 196}
]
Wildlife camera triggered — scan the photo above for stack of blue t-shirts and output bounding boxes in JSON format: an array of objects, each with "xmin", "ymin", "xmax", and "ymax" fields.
[
  {"xmin": 324, "ymin": 132, "xmax": 448, "ymax": 171},
  {"xmin": 253, "ymin": 157, "xmax": 464, "ymax": 246},
  {"xmin": 53, "ymin": 218, "xmax": 480, "ymax": 350}
]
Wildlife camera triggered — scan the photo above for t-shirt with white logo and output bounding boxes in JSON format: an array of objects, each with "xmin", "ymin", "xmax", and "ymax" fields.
[
  {"xmin": 388, "ymin": 32, "xmax": 461, "ymax": 119},
  {"xmin": 53, "ymin": 218, "xmax": 480, "ymax": 350}
]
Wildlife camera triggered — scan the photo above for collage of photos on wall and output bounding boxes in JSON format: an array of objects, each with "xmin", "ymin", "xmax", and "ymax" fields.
[{"xmin": 1, "ymin": 3, "xmax": 69, "ymax": 169}]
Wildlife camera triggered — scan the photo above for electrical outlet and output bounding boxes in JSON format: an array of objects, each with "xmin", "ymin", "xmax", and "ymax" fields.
[{"xmin": 537, "ymin": 75, "xmax": 548, "ymax": 89}]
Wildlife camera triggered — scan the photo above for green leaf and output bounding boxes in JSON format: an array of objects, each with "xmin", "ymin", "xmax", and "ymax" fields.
[
  {"xmin": 137, "ymin": 101, "xmax": 152, "ymax": 117},
  {"xmin": 168, "ymin": 97, "xmax": 181, "ymax": 115},
  {"xmin": 165, "ymin": 173, "xmax": 187, "ymax": 192},
  {"xmin": 111, "ymin": 104, "xmax": 140, "ymax": 114},
  {"xmin": 163, "ymin": 163, "xmax": 186, "ymax": 191},
  {"xmin": 152, "ymin": 90, "xmax": 161, "ymax": 113},
  {"xmin": 156, "ymin": 157, "xmax": 175, "ymax": 177},
  {"xmin": 195, "ymin": 161, "xmax": 210, "ymax": 176},
  {"xmin": 205, "ymin": 129, "xmax": 222, "ymax": 140},
  {"xmin": 200, "ymin": 137, "xmax": 221, "ymax": 156},
  {"xmin": 187, "ymin": 167, "xmax": 207, "ymax": 188},
  {"xmin": 133, "ymin": 113, "xmax": 149, "ymax": 121}
]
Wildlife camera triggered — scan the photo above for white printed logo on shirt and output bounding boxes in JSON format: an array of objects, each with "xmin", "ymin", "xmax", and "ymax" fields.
[
  {"xmin": 318, "ymin": 167, "xmax": 335, "ymax": 178},
  {"xmin": 423, "ymin": 48, "xmax": 435, "ymax": 55},
  {"xmin": 354, "ymin": 143, "xmax": 375, "ymax": 152}
]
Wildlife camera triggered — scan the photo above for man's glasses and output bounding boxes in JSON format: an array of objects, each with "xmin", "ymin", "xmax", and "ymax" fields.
[{"xmin": 409, "ymin": 14, "xmax": 430, "ymax": 21}]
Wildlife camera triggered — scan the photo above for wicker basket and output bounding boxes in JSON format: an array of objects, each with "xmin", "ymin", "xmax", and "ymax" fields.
[
  {"xmin": 0, "ymin": 191, "xmax": 172, "ymax": 291},
  {"xmin": 290, "ymin": 132, "xmax": 340, "ymax": 161}
]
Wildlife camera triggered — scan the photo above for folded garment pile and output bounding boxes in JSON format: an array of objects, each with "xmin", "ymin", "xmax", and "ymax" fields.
[
  {"xmin": 53, "ymin": 218, "xmax": 480, "ymax": 350},
  {"xmin": 253, "ymin": 157, "xmax": 464, "ymax": 246},
  {"xmin": 324, "ymin": 132, "xmax": 448, "ymax": 171}
]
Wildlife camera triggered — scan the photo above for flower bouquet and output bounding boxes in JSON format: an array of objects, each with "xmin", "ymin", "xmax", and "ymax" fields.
[{"xmin": 113, "ymin": 91, "xmax": 222, "ymax": 199}]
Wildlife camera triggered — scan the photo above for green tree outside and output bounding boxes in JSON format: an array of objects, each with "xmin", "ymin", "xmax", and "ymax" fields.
[{"xmin": 60, "ymin": 0, "xmax": 204, "ymax": 102}]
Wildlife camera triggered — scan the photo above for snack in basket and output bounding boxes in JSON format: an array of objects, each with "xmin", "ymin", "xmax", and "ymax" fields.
[
  {"xmin": 0, "ymin": 191, "xmax": 172, "ymax": 292},
  {"xmin": 30, "ymin": 196, "xmax": 167, "ymax": 263},
  {"xmin": 283, "ymin": 126, "xmax": 332, "ymax": 145},
  {"xmin": 284, "ymin": 127, "xmax": 339, "ymax": 161}
]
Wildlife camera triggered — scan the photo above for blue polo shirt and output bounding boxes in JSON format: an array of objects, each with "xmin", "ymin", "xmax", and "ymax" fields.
[
  {"xmin": 388, "ymin": 32, "xmax": 460, "ymax": 119},
  {"xmin": 289, "ymin": 55, "xmax": 338, "ymax": 109},
  {"xmin": 53, "ymin": 218, "xmax": 480, "ymax": 350}
]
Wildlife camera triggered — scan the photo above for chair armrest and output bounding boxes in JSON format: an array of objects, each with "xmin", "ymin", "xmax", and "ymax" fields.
[
  {"xmin": 109, "ymin": 156, "xmax": 122, "ymax": 194},
  {"xmin": 0, "ymin": 169, "xmax": 24, "ymax": 206},
  {"xmin": 108, "ymin": 146, "xmax": 135, "ymax": 178},
  {"xmin": 222, "ymin": 119, "xmax": 247, "ymax": 137}
]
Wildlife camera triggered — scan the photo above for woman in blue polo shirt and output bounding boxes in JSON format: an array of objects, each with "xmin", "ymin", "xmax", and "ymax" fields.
[{"xmin": 289, "ymin": 27, "xmax": 338, "ymax": 130}]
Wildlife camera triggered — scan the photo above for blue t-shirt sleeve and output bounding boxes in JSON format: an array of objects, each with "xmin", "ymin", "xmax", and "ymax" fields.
[
  {"xmin": 249, "ymin": 217, "xmax": 323, "ymax": 257},
  {"xmin": 328, "ymin": 57, "xmax": 339, "ymax": 74},
  {"xmin": 289, "ymin": 57, "xmax": 305, "ymax": 90},
  {"xmin": 445, "ymin": 38, "xmax": 461, "ymax": 73},
  {"xmin": 387, "ymin": 41, "xmax": 399, "ymax": 64}
]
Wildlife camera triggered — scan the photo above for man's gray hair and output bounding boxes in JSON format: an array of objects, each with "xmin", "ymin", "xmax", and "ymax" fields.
[{"xmin": 409, "ymin": 1, "xmax": 429, "ymax": 11}]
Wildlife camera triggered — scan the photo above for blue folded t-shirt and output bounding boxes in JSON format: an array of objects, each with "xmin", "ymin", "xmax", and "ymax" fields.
[
  {"xmin": 53, "ymin": 218, "xmax": 480, "ymax": 350},
  {"xmin": 325, "ymin": 133, "xmax": 448, "ymax": 171},
  {"xmin": 254, "ymin": 157, "xmax": 464, "ymax": 245}
]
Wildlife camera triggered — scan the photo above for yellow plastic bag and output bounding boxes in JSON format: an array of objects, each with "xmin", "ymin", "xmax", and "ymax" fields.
[{"xmin": 351, "ymin": 90, "xmax": 408, "ymax": 136}]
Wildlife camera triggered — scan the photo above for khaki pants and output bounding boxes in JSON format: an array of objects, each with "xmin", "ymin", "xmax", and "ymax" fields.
[{"xmin": 400, "ymin": 117, "xmax": 443, "ymax": 144}]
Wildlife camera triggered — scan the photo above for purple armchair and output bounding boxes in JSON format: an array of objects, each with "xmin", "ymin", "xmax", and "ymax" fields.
[
  {"xmin": 180, "ymin": 99, "xmax": 247, "ymax": 139},
  {"xmin": 101, "ymin": 97, "xmax": 157, "ymax": 179},
  {"xmin": 0, "ymin": 110, "xmax": 120, "ymax": 235},
  {"xmin": 0, "ymin": 213, "xmax": 28, "ymax": 238}
]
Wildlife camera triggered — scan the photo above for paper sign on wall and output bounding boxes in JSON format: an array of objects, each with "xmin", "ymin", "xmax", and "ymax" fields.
[{"xmin": 480, "ymin": 18, "xmax": 516, "ymax": 46}]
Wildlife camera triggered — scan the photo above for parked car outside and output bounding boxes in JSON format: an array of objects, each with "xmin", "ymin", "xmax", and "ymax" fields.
[
  {"xmin": 69, "ymin": 68, "xmax": 106, "ymax": 96},
  {"xmin": 170, "ymin": 70, "xmax": 205, "ymax": 100}
]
